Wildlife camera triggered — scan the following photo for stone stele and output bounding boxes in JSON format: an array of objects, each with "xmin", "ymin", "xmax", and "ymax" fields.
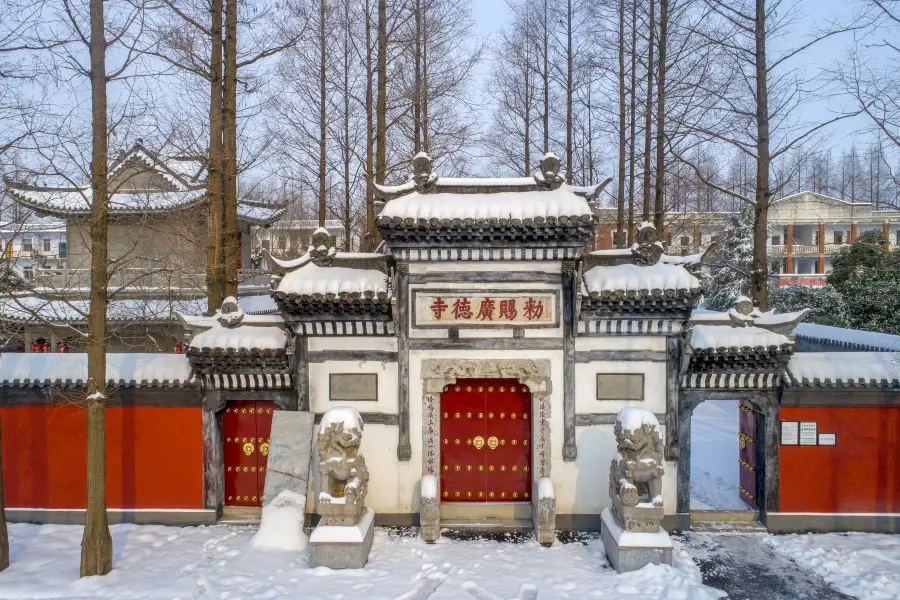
[
  {"xmin": 261, "ymin": 411, "xmax": 315, "ymax": 507},
  {"xmin": 601, "ymin": 407, "xmax": 673, "ymax": 573},
  {"xmin": 309, "ymin": 407, "xmax": 374, "ymax": 569}
]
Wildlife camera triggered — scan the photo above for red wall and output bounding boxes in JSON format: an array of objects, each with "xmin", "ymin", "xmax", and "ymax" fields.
[
  {"xmin": 780, "ymin": 406, "xmax": 900, "ymax": 513},
  {"xmin": 1, "ymin": 405, "xmax": 204, "ymax": 509}
]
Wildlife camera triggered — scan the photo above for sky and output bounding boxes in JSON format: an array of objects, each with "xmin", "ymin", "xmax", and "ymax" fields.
[{"xmin": 465, "ymin": 0, "xmax": 880, "ymax": 157}]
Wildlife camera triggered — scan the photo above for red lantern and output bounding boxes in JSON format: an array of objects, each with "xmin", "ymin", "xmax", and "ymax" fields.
[
  {"xmin": 174, "ymin": 343, "xmax": 182, "ymax": 354},
  {"xmin": 57, "ymin": 342, "xmax": 67, "ymax": 353},
  {"xmin": 41, "ymin": 342, "xmax": 50, "ymax": 353},
  {"xmin": 32, "ymin": 341, "xmax": 39, "ymax": 353}
]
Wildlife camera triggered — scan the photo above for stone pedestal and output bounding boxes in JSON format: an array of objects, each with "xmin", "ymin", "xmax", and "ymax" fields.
[
  {"xmin": 601, "ymin": 508, "xmax": 672, "ymax": 573},
  {"xmin": 309, "ymin": 507, "xmax": 375, "ymax": 569},
  {"xmin": 532, "ymin": 478, "xmax": 556, "ymax": 547}
]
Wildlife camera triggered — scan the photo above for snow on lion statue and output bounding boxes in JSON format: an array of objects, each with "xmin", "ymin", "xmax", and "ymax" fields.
[{"xmin": 609, "ymin": 407, "xmax": 665, "ymax": 532}]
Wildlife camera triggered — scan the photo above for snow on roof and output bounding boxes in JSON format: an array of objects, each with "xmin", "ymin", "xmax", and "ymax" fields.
[
  {"xmin": 661, "ymin": 252, "xmax": 704, "ymax": 266},
  {"xmin": 0, "ymin": 296, "xmax": 207, "ymax": 323},
  {"xmin": 237, "ymin": 202, "xmax": 287, "ymax": 225},
  {"xmin": 276, "ymin": 261, "xmax": 388, "ymax": 298},
  {"xmin": 794, "ymin": 323, "xmax": 900, "ymax": 352},
  {"xmin": 786, "ymin": 352, "xmax": 900, "ymax": 388},
  {"xmin": 689, "ymin": 325, "xmax": 793, "ymax": 351},
  {"xmin": 584, "ymin": 262, "xmax": 701, "ymax": 295},
  {"xmin": 0, "ymin": 352, "xmax": 194, "ymax": 388},
  {"xmin": 189, "ymin": 323, "xmax": 287, "ymax": 352},
  {"xmin": 320, "ymin": 406, "xmax": 363, "ymax": 433},
  {"xmin": 239, "ymin": 294, "xmax": 279, "ymax": 315},
  {"xmin": 7, "ymin": 186, "xmax": 208, "ymax": 215},
  {"xmin": 378, "ymin": 186, "xmax": 592, "ymax": 222},
  {"xmin": 617, "ymin": 407, "xmax": 661, "ymax": 432}
]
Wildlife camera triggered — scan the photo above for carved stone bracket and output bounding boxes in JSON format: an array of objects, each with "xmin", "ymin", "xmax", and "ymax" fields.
[{"xmin": 421, "ymin": 359, "xmax": 554, "ymax": 486}]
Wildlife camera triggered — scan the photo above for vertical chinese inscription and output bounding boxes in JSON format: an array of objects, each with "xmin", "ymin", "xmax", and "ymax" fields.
[{"xmin": 423, "ymin": 394, "xmax": 440, "ymax": 477}]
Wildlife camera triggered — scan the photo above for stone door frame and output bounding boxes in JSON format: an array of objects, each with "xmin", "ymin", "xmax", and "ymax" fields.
[
  {"xmin": 676, "ymin": 388, "xmax": 779, "ymax": 531},
  {"xmin": 420, "ymin": 359, "xmax": 553, "ymax": 503},
  {"xmin": 201, "ymin": 389, "xmax": 298, "ymax": 515}
]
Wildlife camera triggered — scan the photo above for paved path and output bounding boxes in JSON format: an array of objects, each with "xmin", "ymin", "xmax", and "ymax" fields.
[{"xmin": 677, "ymin": 532, "xmax": 855, "ymax": 600}]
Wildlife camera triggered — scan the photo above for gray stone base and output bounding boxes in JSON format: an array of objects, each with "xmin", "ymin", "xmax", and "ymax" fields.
[
  {"xmin": 309, "ymin": 507, "xmax": 375, "ymax": 569},
  {"xmin": 601, "ymin": 508, "xmax": 673, "ymax": 574}
]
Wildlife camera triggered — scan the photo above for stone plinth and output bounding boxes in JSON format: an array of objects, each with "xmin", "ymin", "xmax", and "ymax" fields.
[
  {"xmin": 309, "ymin": 507, "xmax": 375, "ymax": 569},
  {"xmin": 601, "ymin": 508, "xmax": 672, "ymax": 573},
  {"xmin": 262, "ymin": 411, "xmax": 315, "ymax": 506}
]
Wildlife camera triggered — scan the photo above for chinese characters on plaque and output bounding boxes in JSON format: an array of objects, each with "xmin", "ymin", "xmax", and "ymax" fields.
[{"xmin": 416, "ymin": 292, "xmax": 557, "ymax": 327}]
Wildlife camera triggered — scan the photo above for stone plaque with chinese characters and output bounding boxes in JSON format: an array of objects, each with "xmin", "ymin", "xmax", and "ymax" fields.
[{"xmin": 414, "ymin": 291, "xmax": 558, "ymax": 327}]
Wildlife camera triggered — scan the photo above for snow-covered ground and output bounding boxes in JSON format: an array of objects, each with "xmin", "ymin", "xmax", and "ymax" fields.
[
  {"xmin": 689, "ymin": 400, "xmax": 750, "ymax": 511},
  {"xmin": 0, "ymin": 523, "xmax": 726, "ymax": 600},
  {"xmin": 766, "ymin": 533, "xmax": 900, "ymax": 600}
]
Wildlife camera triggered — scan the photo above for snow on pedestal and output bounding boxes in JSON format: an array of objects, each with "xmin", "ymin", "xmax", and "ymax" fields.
[
  {"xmin": 419, "ymin": 475, "xmax": 440, "ymax": 543},
  {"xmin": 533, "ymin": 477, "xmax": 557, "ymax": 547}
]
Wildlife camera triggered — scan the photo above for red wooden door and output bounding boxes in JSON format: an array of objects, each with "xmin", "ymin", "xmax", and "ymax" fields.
[
  {"xmin": 223, "ymin": 400, "xmax": 280, "ymax": 507},
  {"xmin": 440, "ymin": 379, "xmax": 531, "ymax": 503},
  {"xmin": 484, "ymin": 379, "xmax": 532, "ymax": 502},
  {"xmin": 440, "ymin": 379, "xmax": 486, "ymax": 502},
  {"xmin": 738, "ymin": 401, "xmax": 759, "ymax": 510}
]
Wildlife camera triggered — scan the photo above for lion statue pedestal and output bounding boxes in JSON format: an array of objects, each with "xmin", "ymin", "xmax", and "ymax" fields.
[
  {"xmin": 601, "ymin": 407, "xmax": 673, "ymax": 573},
  {"xmin": 309, "ymin": 407, "xmax": 374, "ymax": 569}
]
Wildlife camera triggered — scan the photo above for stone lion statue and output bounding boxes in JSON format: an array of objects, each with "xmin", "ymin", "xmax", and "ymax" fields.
[
  {"xmin": 317, "ymin": 408, "xmax": 369, "ymax": 526},
  {"xmin": 609, "ymin": 408, "xmax": 665, "ymax": 532}
]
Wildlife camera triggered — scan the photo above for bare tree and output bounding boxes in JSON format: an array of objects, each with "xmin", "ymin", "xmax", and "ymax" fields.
[{"xmin": 672, "ymin": 0, "xmax": 863, "ymax": 309}]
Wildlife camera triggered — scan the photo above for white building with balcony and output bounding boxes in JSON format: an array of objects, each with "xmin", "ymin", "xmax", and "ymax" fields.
[{"xmin": 596, "ymin": 191, "xmax": 900, "ymax": 287}]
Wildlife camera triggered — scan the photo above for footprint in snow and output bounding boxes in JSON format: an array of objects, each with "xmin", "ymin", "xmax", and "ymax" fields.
[{"xmin": 462, "ymin": 581, "xmax": 539, "ymax": 600}]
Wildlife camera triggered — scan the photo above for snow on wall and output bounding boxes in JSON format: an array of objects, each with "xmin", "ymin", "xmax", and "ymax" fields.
[
  {"xmin": 379, "ymin": 187, "xmax": 592, "ymax": 221},
  {"xmin": 689, "ymin": 325, "xmax": 791, "ymax": 350},
  {"xmin": 584, "ymin": 263, "xmax": 700, "ymax": 294},
  {"xmin": 787, "ymin": 352, "xmax": 900, "ymax": 386},
  {"xmin": 794, "ymin": 323, "xmax": 900, "ymax": 352},
  {"xmin": 188, "ymin": 324, "xmax": 287, "ymax": 351},
  {"xmin": 276, "ymin": 262, "xmax": 388, "ymax": 297},
  {"xmin": 0, "ymin": 353, "xmax": 193, "ymax": 387}
]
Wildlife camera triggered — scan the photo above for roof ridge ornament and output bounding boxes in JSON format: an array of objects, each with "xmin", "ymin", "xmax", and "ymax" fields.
[
  {"xmin": 535, "ymin": 152, "xmax": 565, "ymax": 189},
  {"xmin": 631, "ymin": 222, "xmax": 664, "ymax": 266},
  {"xmin": 217, "ymin": 296, "xmax": 244, "ymax": 327},
  {"xmin": 412, "ymin": 152, "xmax": 437, "ymax": 192},
  {"xmin": 309, "ymin": 227, "xmax": 337, "ymax": 267}
]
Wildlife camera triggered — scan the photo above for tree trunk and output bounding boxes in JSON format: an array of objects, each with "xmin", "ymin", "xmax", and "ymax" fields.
[
  {"xmin": 223, "ymin": 0, "xmax": 239, "ymax": 298},
  {"xmin": 376, "ymin": 0, "xmax": 387, "ymax": 185},
  {"xmin": 81, "ymin": 0, "xmax": 113, "ymax": 577},
  {"xmin": 542, "ymin": 0, "xmax": 549, "ymax": 154},
  {"xmin": 524, "ymin": 54, "xmax": 531, "ymax": 175},
  {"xmin": 565, "ymin": 0, "xmax": 573, "ymax": 178},
  {"xmin": 642, "ymin": 0, "xmax": 655, "ymax": 222},
  {"xmin": 364, "ymin": 0, "xmax": 375, "ymax": 250},
  {"xmin": 372, "ymin": 0, "xmax": 387, "ymax": 249},
  {"xmin": 627, "ymin": 0, "xmax": 638, "ymax": 244},
  {"xmin": 616, "ymin": 0, "xmax": 626, "ymax": 247},
  {"xmin": 753, "ymin": 0, "xmax": 770, "ymax": 310},
  {"xmin": 343, "ymin": 0, "xmax": 351, "ymax": 250},
  {"xmin": 422, "ymin": 1, "xmax": 429, "ymax": 153},
  {"xmin": 653, "ymin": 0, "xmax": 668, "ymax": 232},
  {"xmin": 207, "ymin": 0, "xmax": 225, "ymax": 314},
  {"xmin": 0, "ymin": 415, "xmax": 8, "ymax": 573},
  {"xmin": 318, "ymin": 0, "xmax": 327, "ymax": 227},
  {"xmin": 413, "ymin": 0, "xmax": 421, "ymax": 154}
]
